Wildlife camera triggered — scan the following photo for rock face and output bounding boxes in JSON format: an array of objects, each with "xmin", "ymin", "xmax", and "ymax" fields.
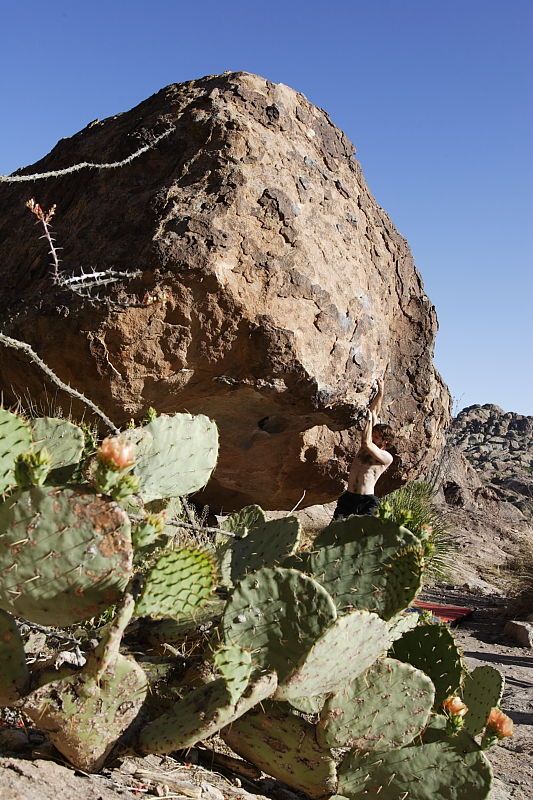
[{"xmin": 0, "ymin": 72, "xmax": 449, "ymax": 509}]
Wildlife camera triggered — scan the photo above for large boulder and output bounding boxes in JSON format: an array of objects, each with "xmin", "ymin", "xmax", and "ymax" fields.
[{"xmin": 0, "ymin": 72, "xmax": 450, "ymax": 509}]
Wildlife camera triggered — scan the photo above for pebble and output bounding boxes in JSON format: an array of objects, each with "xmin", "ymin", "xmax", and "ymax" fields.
[
  {"xmin": 504, "ymin": 620, "xmax": 533, "ymax": 648},
  {"xmin": 201, "ymin": 782, "xmax": 224, "ymax": 800}
]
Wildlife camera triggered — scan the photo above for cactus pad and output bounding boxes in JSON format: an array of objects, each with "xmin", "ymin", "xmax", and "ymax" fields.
[
  {"xmin": 0, "ymin": 486, "xmax": 133, "ymax": 625},
  {"xmin": 276, "ymin": 610, "xmax": 388, "ymax": 701},
  {"xmin": 23, "ymin": 654, "xmax": 147, "ymax": 772},
  {"xmin": 462, "ymin": 665, "xmax": 505, "ymax": 736},
  {"xmin": 220, "ymin": 504, "xmax": 266, "ymax": 536},
  {"xmin": 125, "ymin": 413, "xmax": 218, "ymax": 501},
  {"xmin": 338, "ymin": 738, "xmax": 492, "ymax": 800},
  {"xmin": 391, "ymin": 623, "xmax": 464, "ymax": 707},
  {"xmin": 30, "ymin": 417, "xmax": 85, "ymax": 470},
  {"xmin": 291, "ymin": 517, "xmax": 423, "ymax": 619},
  {"xmin": 221, "ymin": 702, "xmax": 338, "ymax": 799},
  {"xmin": 135, "ymin": 548, "xmax": 217, "ymax": 619},
  {"xmin": 223, "ymin": 567, "xmax": 337, "ymax": 681},
  {"xmin": 0, "ymin": 609, "xmax": 30, "ymax": 703},
  {"xmin": 214, "ymin": 645, "xmax": 253, "ymax": 700},
  {"xmin": 386, "ymin": 610, "xmax": 419, "ymax": 642},
  {"xmin": 318, "ymin": 657, "xmax": 434, "ymax": 750},
  {"xmin": 0, "ymin": 408, "xmax": 32, "ymax": 494},
  {"xmin": 313, "ymin": 513, "xmax": 414, "ymax": 549},
  {"xmin": 221, "ymin": 516, "xmax": 301, "ymax": 586},
  {"xmin": 138, "ymin": 669, "xmax": 277, "ymax": 754},
  {"xmin": 288, "ymin": 694, "xmax": 327, "ymax": 715}
]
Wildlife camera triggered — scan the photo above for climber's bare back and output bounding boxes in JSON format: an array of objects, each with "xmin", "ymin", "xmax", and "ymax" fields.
[{"xmin": 347, "ymin": 444, "xmax": 393, "ymax": 494}]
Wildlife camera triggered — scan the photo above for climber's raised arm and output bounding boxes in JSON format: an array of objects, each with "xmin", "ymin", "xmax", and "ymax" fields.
[
  {"xmin": 369, "ymin": 376, "xmax": 384, "ymax": 425},
  {"xmin": 333, "ymin": 406, "xmax": 394, "ymax": 520},
  {"xmin": 360, "ymin": 409, "xmax": 393, "ymax": 467}
]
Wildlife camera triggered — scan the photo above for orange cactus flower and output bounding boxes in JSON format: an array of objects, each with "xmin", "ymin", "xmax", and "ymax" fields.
[
  {"xmin": 442, "ymin": 696, "xmax": 468, "ymax": 718},
  {"xmin": 486, "ymin": 708, "xmax": 513, "ymax": 739},
  {"xmin": 97, "ymin": 436, "xmax": 136, "ymax": 470}
]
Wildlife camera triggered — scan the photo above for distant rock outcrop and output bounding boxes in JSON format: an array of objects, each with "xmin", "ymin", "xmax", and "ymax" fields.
[
  {"xmin": 448, "ymin": 404, "xmax": 532, "ymax": 519},
  {"xmin": 434, "ymin": 405, "xmax": 532, "ymax": 589},
  {"xmin": 0, "ymin": 72, "xmax": 449, "ymax": 509}
]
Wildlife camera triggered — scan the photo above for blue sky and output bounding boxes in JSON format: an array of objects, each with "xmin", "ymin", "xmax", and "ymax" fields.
[{"xmin": 1, "ymin": 0, "xmax": 531, "ymax": 415}]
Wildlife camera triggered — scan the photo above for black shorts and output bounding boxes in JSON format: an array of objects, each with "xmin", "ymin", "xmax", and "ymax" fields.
[{"xmin": 333, "ymin": 491, "xmax": 380, "ymax": 520}]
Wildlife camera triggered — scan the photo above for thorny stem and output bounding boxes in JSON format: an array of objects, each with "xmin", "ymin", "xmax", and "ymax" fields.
[
  {"xmin": 0, "ymin": 333, "xmax": 119, "ymax": 432},
  {"xmin": 19, "ymin": 620, "xmax": 84, "ymax": 651},
  {"xmin": 129, "ymin": 512, "xmax": 237, "ymax": 539},
  {"xmin": 39, "ymin": 215, "xmax": 61, "ymax": 283},
  {"xmin": 27, "ymin": 198, "xmax": 142, "ymax": 295},
  {"xmin": 0, "ymin": 127, "xmax": 175, "ymax": 183},
  {"xmin": 166, "ymin": 517, "xmax": 238, "ymax": 539},
  {"xmin": 182, "ymin": 497, "xmax": 201, "ymax": 531}
]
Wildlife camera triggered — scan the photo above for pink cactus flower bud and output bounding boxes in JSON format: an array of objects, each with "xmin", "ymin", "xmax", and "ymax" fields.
[
  {"xmin": 486, "ymin": 708, "xmax": 513, "ymax": 739},
  {"xmin": 97, "ymin": 436, "xmax": 135, "ymax": 470},
  {"xmin": 442, "ymin": 695, "xmax": 468, "ymax": 718}
]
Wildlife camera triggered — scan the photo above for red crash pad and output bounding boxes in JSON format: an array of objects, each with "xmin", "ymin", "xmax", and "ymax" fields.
[{"xmin": 413, "ymin": 600, "xmax": 473, "ymax": 625}]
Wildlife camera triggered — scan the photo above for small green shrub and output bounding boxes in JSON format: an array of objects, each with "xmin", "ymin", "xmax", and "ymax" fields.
[{"xmin": 378, "ymin": 481, "xmax": 455, "ymax": 580}]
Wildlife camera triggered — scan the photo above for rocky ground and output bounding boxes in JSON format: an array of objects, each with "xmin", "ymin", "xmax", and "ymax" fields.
[{"xmin": 1, "ymin": 404, "xmax": 531, "ymax": 799}]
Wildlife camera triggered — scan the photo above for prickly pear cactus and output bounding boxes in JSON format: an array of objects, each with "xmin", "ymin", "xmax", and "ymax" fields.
[
  {"xmin": 138, "ymin": 668, "xmax": 277, "ymax": 754},
  {"xmin": 0, "ymin": 408, "xmax": 32, "ymax": 494},
  {"xmin": 214, "ymin": 645, "xmax": 253, "ymax": 700},
  {"xmin": 30, "ymin": 417, "xmax": 85, "ymax": 470},
  {"xmin": 0, "ymin": 609, "xmax": 30, "ymax": 703},
  {"xmin": 337, "ymin": 737, "xmax": 492, "ymax": 800},
  {"xmin": 135, "ymin": 548, "xmax": 217, "ymax": 619},
  {"xmin": 221, "ymin": 702, "xmax": 338, "ymax": 799},
  {"xmin": 222, "ymin": 567, "xmax": 337, "ymax": 681},
  {"xmin": 313, "ymin": 514, "xmax": 413, "ymax": 549},
  {"xmin": 391, "ymin": 623, "xmax": 464, "ymax": 707},
  {"xmin": 288, "ymin": 515, "xmax": 423, "ymax": 619},
  {"xmin": 219, "ymin": 504, "xmax": 266, "ymax": 536},
  {"xmin": 23, "ymin": 654, "xmax": 147, "ymax": 772},
  {"xmin": 317, "ymin": 657, "xmax": 434, "ymax": 750},
  {"xmin": 462, "ymin": 665, "xmax": 505, "ymax": 736},
  {"xmin": 125, "ymin": 413, "xmax": 218, "ymax": 501},
  {"xmin": 132, "ymin": 512, "xmax": 167, "ymax": 554},
  {"xmin": 14, "ymin": 448, "xmax": 51, "ymax": 488},
  {"xmin": 0, "ymin": 486, "xmax": 133, "ymax": 625},
  {"xmin": 287, "ymin": 694, "xmax": 327, "ymax": 715},
  {"xmin": 275, "ymin": 610, "xmax": 389, "ymax": 701},
  {"xmin": 220, "ymin": 516, "xmax": 301, "ymax": 586},
  {"xmin": 386, "ymin": 610, "xmax": 419, "ymax": 642},
  {"xmin": 22, "ymin": 585, "xmax": 144, "ymax": 772}
]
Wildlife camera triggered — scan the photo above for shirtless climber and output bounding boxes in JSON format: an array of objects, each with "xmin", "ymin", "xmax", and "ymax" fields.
[{"xmin": 333, "ymin": 377, "xmax": 393, "ymax": 519}]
